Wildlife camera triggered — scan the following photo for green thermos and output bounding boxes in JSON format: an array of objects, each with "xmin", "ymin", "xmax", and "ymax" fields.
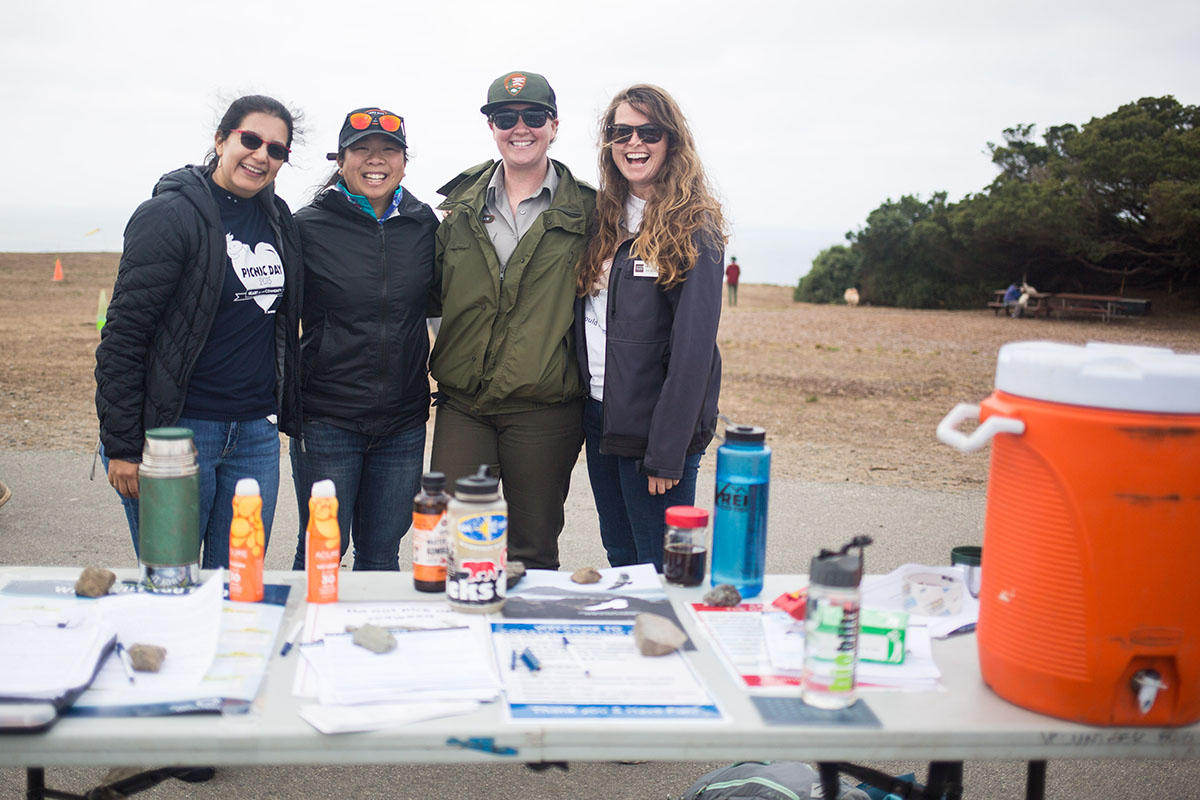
[{"xmin": 138, "ymin": 427, "xmax": 201, "ymax": 590}]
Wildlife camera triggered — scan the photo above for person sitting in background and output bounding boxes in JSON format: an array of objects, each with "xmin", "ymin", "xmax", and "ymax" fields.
[{"xmin": 1003, "ymin": 282, "xmax": 1022, "ymax": 317}]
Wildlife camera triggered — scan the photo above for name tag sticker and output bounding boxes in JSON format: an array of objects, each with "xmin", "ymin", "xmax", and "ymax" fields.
[{"xmin": 632, "ymin": 259, "xmax": 658, "ymax": 278}]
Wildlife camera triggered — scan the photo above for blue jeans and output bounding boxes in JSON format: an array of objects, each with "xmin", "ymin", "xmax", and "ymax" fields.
[
  {"xmin": 103, "ymin": 416, "xmax": 281, "ymax": 569},
  {"xmin": 290, "ymin": 421, "xmax": 425, "ymax": 571},
  {"xmin": 583, "ymin": 398, "xmax": 702, "ymax": 570}
]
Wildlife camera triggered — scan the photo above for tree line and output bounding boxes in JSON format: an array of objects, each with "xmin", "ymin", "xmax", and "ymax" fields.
[{"xmin": 795, "ymin": 96, "xmax": 1200, "ymax": 308}]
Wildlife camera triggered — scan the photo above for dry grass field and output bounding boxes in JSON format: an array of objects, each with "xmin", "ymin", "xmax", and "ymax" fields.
[{"xmin": 3, "ymin": 251, "xmax": 1198, "ymax": 491}]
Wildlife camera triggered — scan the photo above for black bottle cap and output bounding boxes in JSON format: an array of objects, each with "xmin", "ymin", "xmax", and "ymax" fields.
[
  {"xmin": 725, "ymin": 424, "xmax": 766, "ymax": 443},
  {"xmin": 809, "ymin": 536, "xmax": 874, "ymax": 587},
  {"xmin": 421, "ymin": 472, "xmax": 446, "ymax": 492},
  {"xmin": 455, "ymin": 465, "xmax": 499, "ymax": 496}
]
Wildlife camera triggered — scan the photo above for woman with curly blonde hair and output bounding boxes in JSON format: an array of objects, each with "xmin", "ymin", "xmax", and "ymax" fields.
[{"xmin": 574, "ymin": 84, "xmax": 726, "ymax": 570}]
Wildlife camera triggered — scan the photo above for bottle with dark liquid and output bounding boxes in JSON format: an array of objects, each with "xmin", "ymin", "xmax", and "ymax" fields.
[
  {"xmin": 412, "ymin": 472, "xmax": 451, "ymax": 593},
  {"xmin": 662, "ymin": 505, "xmax": 709, "ymax": 587}
]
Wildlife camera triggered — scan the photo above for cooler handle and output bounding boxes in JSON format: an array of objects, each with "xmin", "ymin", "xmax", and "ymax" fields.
[{"xmin": 936, "ymin": 403, "xmax": 1025, "ymax": 453}]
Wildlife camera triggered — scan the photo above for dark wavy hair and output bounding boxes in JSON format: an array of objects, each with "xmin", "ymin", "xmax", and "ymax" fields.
[
  {"xmin": 204, "ymin": 95, "xmax": 301, "ymax": 169},
  {"xmin": 578, "ymin": 84, "xmax": 725, "ymax": 295}
]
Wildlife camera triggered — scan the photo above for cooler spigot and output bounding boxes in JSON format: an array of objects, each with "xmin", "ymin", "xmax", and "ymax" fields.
[{"xmin": 1131, "ymin": 669, "xmax": 1168, "ymax": 714}]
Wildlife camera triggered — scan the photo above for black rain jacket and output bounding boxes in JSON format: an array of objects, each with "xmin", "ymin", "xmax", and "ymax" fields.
[
  {"xmin": 293, "ymin": 186, "xmax": 439, "ymax": 437},
  {"xmin": 95, "ymin": 165, "xmax": 303, "ymax": 462}
]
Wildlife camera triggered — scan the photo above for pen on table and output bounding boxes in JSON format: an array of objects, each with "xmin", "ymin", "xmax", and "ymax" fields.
[
  {"xmin": 561, "ymin": 636, "xmax": 591, "ymax": 677},
  {"xmin": 280, "ymin": 621, "xmax": 304, "ymax": 656},
  {"xmin": 520, "ymin": 647, "xmax": 541, "ymax": 672},
  {"xmin": 115, "ymin": 642, "xmax": 136, "ymax": 685}
]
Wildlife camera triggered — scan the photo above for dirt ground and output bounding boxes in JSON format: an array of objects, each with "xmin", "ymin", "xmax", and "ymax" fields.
[{"xmin": 3, "ymin": 252, "xmax": 1198, "ymax": 490}]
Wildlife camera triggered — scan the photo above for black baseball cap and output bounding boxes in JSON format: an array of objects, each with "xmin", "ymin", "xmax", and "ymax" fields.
[
  {"xmin": 480, "ymin": 71, "xmax": 557, "ymax": 116},
  {"xmin": 327, "ymin": 108, "xmax": 406, "ymax": 160}
]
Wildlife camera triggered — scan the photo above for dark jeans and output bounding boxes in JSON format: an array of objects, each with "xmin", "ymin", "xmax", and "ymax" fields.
[
  {"xmin": 290, "ymin": 421, "xmax": 426, "ymax": 571},
  {"xmin": 102, "ymin": 416, "xmax": 281, "ymax": 569},
  {"xmin": 583, "ymin": 398, "xmax": 702, "ymax": 571},
  {"xmin": 430, "ymin": 397, "xmax": 583, "ymax": 570}
]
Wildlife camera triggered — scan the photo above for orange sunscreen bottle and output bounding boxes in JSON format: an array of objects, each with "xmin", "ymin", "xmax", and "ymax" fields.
[
  {"xmin": 306, "ymin": 479, "xmax": 340, "ymax": 603},
  {"xmin": 229, "ymin": 478, "xmax": 264, "ymax": 602}
]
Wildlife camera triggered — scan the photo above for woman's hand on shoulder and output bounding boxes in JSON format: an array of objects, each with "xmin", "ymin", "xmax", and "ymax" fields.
[{"xmin": 647, "ymin": 476, "xmax": 679, "ymax": 495}]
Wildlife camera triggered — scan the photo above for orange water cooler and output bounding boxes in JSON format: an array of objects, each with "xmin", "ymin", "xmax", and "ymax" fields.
[{"xmin": 938, "ymin": 341, "xmax": 1200, "ymax": 726}]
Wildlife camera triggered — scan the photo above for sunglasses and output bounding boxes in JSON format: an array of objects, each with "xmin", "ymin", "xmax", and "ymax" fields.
[
  {"xmin": 605, "ymin": 124, "xmax": 666, "ymax": 145},
  {"xmin": 490, "ymin": 109, "xmax": 551, "ymax": 130},
  {"xmin": 229, "ymin": 130, "xmax": 290, "ymax": 161},
  {"xmin": 349, "ymin": 110, "xmax": 405, "ymax": 136}
]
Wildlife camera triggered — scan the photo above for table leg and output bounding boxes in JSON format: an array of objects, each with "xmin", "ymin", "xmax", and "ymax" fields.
[
  {"xmin": 1026, "ymin": 760, "xmax": 1047, "ymax": 800},
  {"xmin": 25, "ymin": 769, "xmax": 85, "ymax": 800}
]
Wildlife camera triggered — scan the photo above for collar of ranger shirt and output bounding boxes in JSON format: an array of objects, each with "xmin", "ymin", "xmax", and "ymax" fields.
[{"xmin": 486, "ymin": 159, "xmax": 559, "ymax": 219}]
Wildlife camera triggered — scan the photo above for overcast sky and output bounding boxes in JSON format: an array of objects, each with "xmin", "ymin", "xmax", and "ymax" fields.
[{"xmin": 3, "ymin": 0, "xmax": 1198, "ymax": 284}]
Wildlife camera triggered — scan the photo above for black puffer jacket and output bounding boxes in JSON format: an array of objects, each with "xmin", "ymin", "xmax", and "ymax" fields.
[
  {"xmin": 95, "ymin": 165, "xmax": 303, "ymax": 462},
  {"xmin": 293, "ymin": 186, "xmax": 439, "ymax": 436}
]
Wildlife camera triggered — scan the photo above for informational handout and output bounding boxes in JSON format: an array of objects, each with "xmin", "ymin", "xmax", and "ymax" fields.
[
  {"xmin": 292, "ymin": 601, "xmax": 491, "ymax": 699},
  {"xmin": 0, "ymin": 592, "xmax": 114, "ymax": 703},
  {"xmin": 491, "ymin": 620, "xmax": 721, "ymax": 721},
  {"xmin": 0, "ymin": 573, "xmax": 287, "ymax": 716}
]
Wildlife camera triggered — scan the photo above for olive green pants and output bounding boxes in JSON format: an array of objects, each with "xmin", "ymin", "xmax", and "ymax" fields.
[{"xmin": 430, "ymin": 396, "xmax": 583, "ymax": 570}]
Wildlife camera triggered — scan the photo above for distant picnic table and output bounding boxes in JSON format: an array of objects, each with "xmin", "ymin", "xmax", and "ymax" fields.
[{"xmin": 989, "ymin": 290, "xmax": 1151, "ymax": 321}]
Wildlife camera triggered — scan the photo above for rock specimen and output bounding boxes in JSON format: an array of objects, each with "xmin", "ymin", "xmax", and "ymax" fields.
[
  {"xmin": 506, "ymin": 561, "xmax": 527, "ymax": 590},
  {"xmin": 128, "ymin": 644, "xmax": 167, "ymax": 672},
  {"xmin": 75, "ymin": 567, "xmax": 116, "ymax": 598},
  {"xmin": 703, "ymin": 583, "xmax": 742, "ymax": 607},
  {"xmin": 633, "ymin": 612, "xmax": 688, "ymax": 656},
  {"xmin": 571, "ymin": 567, "xmax": 602, "ymax": 584},
  {"xmin": 352, "ymin": 622, "xmax": 397, "ymax": 654}
]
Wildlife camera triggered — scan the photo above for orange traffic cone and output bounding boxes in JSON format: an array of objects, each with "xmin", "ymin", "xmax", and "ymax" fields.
[{"xmin": 52, "ymin": 258, "xmax": 63, "ymax": 282}]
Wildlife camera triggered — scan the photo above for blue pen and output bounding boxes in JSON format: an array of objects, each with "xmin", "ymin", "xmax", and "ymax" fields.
[
  {"xmin": 280, "ymin": 621, "xmax": 304, "ymax": 656},
  {"xmin": 561, "ymin": 636, "xmax": 591, "ymax": 677},
  {"xmin": 520, "ymin": 647, "xmax": 541, "ymax": 672}
]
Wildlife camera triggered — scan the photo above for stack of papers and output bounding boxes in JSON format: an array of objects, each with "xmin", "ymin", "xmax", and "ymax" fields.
[
  {"xmin": 0, "ymin": 596, "xmax": 115, "ymax": 705},
  {"xmin": 300, "ymin": 626, "xmax": 500, "ymax": 705},
  {"xmin": 293, "ymin": 601, "xmax": 501, "ymax": 735}
]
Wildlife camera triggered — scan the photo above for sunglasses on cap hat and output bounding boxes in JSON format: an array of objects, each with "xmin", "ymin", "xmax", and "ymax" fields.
[
  {"xmin": 489, "ymin": 109, "xmax": 551, "ymax": 130},
  {"xmin": 605, "ymin": 124, "xmax": 666, "ymax": 145},
  {"xmin": 349, "ymin": 110, "xmax": 405, "ymax": 135},
  {"xmin": 229, "ymin": 129, "xmax": 290, "ymax": 161}
]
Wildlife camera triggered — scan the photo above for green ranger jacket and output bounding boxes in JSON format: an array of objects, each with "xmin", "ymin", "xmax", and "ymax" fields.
[{"xmin": 430, "ymin": 159, "xmax": 596, "ymax": 415}]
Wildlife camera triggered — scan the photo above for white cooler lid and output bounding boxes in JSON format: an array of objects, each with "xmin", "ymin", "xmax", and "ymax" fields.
[{"xmin": 995, "ymin": 341, "xmax": 1200, "ymax": 413}]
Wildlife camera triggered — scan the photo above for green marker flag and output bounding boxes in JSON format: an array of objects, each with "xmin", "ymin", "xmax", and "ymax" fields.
[{"xmin": 96, "ymin": 289, "xmax": 108, "ymax": 332}]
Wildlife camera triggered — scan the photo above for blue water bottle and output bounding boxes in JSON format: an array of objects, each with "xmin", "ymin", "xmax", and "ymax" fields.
[{"xmin": 711, "ymin": 424, "xmax": 770, "ymax": 597}]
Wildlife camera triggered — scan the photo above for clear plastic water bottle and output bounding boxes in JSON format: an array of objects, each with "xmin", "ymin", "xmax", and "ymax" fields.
[
  {"xmin": 710, "ymin": 424, "xmax": 770, "ymax": 598},
  {"xmin": 801, "ymin": 536, "xmax": 873, "ymax": 709}
]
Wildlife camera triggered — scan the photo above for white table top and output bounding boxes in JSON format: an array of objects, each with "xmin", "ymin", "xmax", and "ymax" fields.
[{"xmin": 2, "ymin": 568, "xmax": 1197, "ymax": 768}]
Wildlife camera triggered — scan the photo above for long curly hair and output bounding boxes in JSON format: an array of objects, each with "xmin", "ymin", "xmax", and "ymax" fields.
[{"xmin": 578, "ymin": 84, "xmax": 726, "ymax": 295}]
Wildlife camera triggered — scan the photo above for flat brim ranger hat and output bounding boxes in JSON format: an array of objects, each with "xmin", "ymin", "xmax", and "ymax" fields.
[{"xmin": 480, "ymin": 71, "xmax": 557, "ymax": 116}]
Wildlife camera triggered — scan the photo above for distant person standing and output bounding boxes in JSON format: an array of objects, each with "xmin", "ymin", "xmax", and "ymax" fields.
[{"xmin": 725, "ymin": 256, "xmax": 740, "ymax": 306}]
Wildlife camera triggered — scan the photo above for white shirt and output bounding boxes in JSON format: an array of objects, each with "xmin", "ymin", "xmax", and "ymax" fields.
[{"xmin": 584, "ymin": 195, "xmax": 647, "ymax": 401}]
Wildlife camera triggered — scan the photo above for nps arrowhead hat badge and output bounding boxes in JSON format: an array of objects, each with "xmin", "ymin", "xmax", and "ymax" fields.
[
  {"xmin": 505, "ymin": 73, "xmax": 527, "ymax": 95},
  {"xmin": 481, "ymin": 70, "xmax": 557, "ymax": 116}
]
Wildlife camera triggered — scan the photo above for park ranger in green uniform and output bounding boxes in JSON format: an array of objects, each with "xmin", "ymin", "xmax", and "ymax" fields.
[{"xmin": 430, "ymin": 70, "xmax": 596, "ymax": 571}]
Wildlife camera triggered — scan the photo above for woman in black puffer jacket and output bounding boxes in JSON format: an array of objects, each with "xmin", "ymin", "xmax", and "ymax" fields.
[
  {"xmin": 95, "ymin": 94, "xmax": 303, "ymax": 569},
  {"xmin": 288, "ymin": 107, "xmax": 439, "ymax": 571}
]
